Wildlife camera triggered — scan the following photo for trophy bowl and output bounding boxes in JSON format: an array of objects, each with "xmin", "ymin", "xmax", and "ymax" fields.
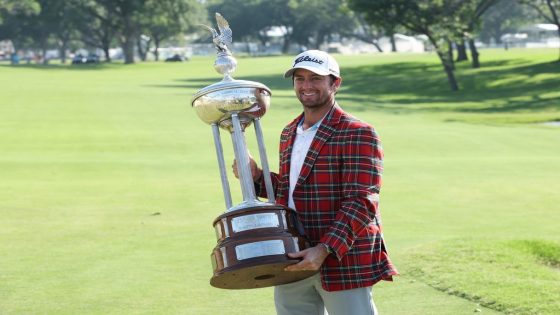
[{"xmin": 192, "ymin": 80, "xmax": 271, "ymax": 131}]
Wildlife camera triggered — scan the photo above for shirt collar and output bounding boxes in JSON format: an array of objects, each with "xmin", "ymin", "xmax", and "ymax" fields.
[{"xmin": 296, "ymin": 110, "xmax": 329, "ymax": 134}]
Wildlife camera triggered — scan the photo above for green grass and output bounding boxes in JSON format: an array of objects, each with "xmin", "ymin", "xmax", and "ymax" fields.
[
  {"xmin": 0, "ymin": 48, "xmax": 559, "ymax": 314},
  {"xmin": 405, "ymin": 239, "xmax": 560, "ymax": 314}
]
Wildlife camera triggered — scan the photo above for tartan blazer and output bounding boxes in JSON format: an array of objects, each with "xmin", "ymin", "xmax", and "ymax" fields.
[{"xmin": 256, "ymin": 104, "xmax": 398, "ymax": 291}]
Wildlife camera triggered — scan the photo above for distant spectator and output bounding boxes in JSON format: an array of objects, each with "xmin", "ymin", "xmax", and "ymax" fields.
[{"xmin": 10, "ymin": 53, "xmax": 19, "ymax": 65}]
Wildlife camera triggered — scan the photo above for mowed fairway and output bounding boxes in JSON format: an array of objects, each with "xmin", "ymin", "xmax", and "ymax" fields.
[{"xmin": 0, "ymin": 49, "xmax": 559, "ymax": 314}]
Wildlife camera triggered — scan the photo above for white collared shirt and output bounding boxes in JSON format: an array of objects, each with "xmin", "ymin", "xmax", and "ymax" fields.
[{"xmin": 288, "ymin": 117, "xmax": 324, "ymax": 210}]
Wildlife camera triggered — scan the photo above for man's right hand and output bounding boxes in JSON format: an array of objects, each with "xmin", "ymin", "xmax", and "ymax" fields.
[{"xmin": 232, "ymin": 156, "xmax": 263, "ymax": 182}]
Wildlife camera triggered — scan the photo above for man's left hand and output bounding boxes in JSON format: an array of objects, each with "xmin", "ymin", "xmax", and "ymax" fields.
[{"xmin": 284, "ymin": 244, "xmax": 330, "ymax": 272}]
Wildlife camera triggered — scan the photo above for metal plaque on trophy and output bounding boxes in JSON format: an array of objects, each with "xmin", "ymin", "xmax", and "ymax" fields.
[{"xmin": 191, "ymin": 13, "xmax": 316, "ymax": 289}]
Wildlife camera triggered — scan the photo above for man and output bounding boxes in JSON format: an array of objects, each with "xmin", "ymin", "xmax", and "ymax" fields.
[{"xmin": 234, "ymin": 50, "xmax": 398, "ymax": 315}]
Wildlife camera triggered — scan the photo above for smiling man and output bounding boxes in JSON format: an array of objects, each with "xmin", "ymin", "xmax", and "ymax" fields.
[{"xmin": 234, "ymin": 50, "xmax": 398, "ymax": 315}]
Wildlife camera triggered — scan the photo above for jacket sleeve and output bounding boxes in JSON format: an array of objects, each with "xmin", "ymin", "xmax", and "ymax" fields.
[
  {"xmin": 319, "ymin": 126, "xmax": 383, "ymax": 260},
  {"xmin": 254, "ymin": 171, "xmax": 280, "ymax": 200}
]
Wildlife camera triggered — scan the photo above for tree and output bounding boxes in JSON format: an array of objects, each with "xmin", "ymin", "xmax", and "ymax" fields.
[
  {"xmin": 82, "ymin": 0, "xmax": 146, "ymax": 64},
  {"xmin": 349, "ymin": 11, "xmax": 401, "ymax": 52},
  {"xmin": 0, "ymin": 0, "xmax": 39, "ymax": 55},
  {"xmin": 31, "ymin": 0, "xmax": 82, "ymax": 64},
  {"xmin": 0, "ymin": 0, "xmax": 39, "ymax": 24},
  {"xmin": 207, "ymin": 0, "xmax": 277, "ymax": 50},
  {"xmin": 2, "ymin": 0, "xmax": 200, "ymax": 64},
  {"xmin": 479, "ymin": 0, "xmax": 535, "ymax": 45},
  {"xmin": 52, "ymin": 4, "xmax": 81, "ymax": 64},
  {"xmin": 518, "ymin": 0, "xmax": 560, "ymax": 61},
  {"xmin": 349, "ymin": 0, "xmax": 463, "ymax": 91},
  {"xmin": 339, "ymin": 13, "xmax": 384, "ymax": 53},
  {"xmin": 209, "ymin": 0, "xmax": 358, "ymax": 53},
  {"xmin": 456, "ymin": 38, "xmax": 469, "ymax": 62},
  {"xmin": 207, "ymin": 0, "xmax": 272, "ymax": 47},
  {"xmin": 136, "ymin": 0, "xmax": 202, "ymax": 61},
  {"xmin": 288, "ymin": 0, "xmax": 357, "ymax": 50},
  {"xmin": 455, "ymin": 0, "xmax": 502, "ymax": 68},
  {"xmin": 18, "ymin": 0, "xmax": 57, "ymax": 64},
  {"xmin": 74, "ymin": 0, "xmax": 119, "ymax": 62},
  {"xmin": 1, "ymin": 0, "xmax": 74, "ymax": 64},
  {"xmin": 208, "ymin": 0, "xmax": 296, "ymax": 53},
  {"xmin": 263, "ymin": 0, "xmax": 297, "ymax": 53},
  {"xmin": 111, "ymin": 0, "xmax": 146, "ymax": 64}
]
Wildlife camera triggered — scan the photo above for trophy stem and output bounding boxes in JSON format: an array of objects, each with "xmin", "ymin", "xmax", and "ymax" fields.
[
  {"xmin": 230, "ymin": 113, "xmax": 258, "ymax": 204},
  {"xmin": 212, "ymin": 123, "xmax": 233, "ymax": 209},
  {"xmin": 254, "ymin": 118, "xmax": 276, "ymax": 204}
]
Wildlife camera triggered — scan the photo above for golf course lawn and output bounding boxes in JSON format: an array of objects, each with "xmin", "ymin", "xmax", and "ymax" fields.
[{"xmin": 0, "ymin": 48, "xmax": 558, "ymax": 314}]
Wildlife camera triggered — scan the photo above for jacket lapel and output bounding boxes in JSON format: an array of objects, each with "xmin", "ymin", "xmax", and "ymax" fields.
[
  {"xmin": 282, "ymin": 113, "xmax": 302, "ymax": 164},
  {"xmin": 296, "ymin": 104, "xmax": 342, "ymax": 187},
  {"xmin": 277, "ymin": 114, "xmax": 301, "ymax": 204}
]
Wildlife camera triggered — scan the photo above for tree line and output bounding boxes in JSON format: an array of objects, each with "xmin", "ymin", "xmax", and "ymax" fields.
[
  {"xmin": 0, "ymin": 0, "xmax": 204, "ymax": 64},
  {"xmin": 1, "ymin": 0, "xmax": 558, "ymax": 90}
]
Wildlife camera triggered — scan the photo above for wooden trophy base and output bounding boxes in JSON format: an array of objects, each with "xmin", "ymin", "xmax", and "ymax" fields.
[
  {"xmin": 210, "ymin": 256, "xmax": 317, "ymax": 289},
  {"xmin": 210, "ymin": 205, "xmax": 317, "ymax": 289}
]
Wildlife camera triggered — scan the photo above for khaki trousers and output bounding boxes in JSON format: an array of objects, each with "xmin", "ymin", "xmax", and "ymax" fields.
[{"xmin": 274, "ymin": 273, "xmax": 378, "ymax": 315}]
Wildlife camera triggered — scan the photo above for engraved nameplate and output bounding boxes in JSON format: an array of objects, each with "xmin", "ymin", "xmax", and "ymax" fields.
[
  {"xmin": 231, "ymin": 213, "xmax": 279, "ymax": 233},
  {"xmin": 235, "ymin": 240, "xmax": 285, "ymax": 260}
]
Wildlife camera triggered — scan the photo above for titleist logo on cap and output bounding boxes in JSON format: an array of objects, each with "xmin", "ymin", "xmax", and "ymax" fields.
[{"xmin": 293, "ymin": 55, "xmax": 324, "ymax": 66}]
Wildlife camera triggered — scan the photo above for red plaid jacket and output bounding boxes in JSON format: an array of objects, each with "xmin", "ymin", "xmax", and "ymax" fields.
[{"xmin": 256, "ymin": 104, "xmax": 398, "ymax": 291}]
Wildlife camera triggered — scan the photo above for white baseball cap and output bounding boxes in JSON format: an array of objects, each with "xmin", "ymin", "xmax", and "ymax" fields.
[{"xmin": 284, "ymin": 50, "xmax": 340, "ymax": 79}]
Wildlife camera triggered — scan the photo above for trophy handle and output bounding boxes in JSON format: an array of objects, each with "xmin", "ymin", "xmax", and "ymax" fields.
[
  {"xmin": 211, "ymin": 123, "xmax": 233, "ymax": 209},
  {"xmin": 230, "ymin": 113, "xmax": 259, "ymax": 203},
  {"xmin": 253, "ymin": 118, "xmax": 276, "ymax": 204}
]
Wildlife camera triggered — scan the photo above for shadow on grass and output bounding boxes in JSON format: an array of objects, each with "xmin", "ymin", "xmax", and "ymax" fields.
[
  {"xmin": 517, "ymin": 240, "xmax": 560, "ymax": 268},
  {"xmin": 146, "ymin": 75, "xmax": 291, "ymax": 93},
  {"xmin": 144, "ymin": 77, "xmax": 218, "ymax": 90},
  {"xmin": 146, "ymin": 56, "xmax": 559, "ymax": 117},
  {"xmin": 338, "ymin": 59, "xmax": 560, "ymax": 113}
]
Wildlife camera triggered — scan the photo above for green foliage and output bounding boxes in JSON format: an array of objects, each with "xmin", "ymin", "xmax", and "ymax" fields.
[
  {"xmin": 2, "ymin": 0, "xmax": 202, "ymax": 63},
  {"xmin": 0, "ymin": 0, "xmax": 39, "ymax": 45},
  {"xmin": 0, "ymin": 0, "xmax": 39, "ymax": 16},
  {"xmin": 287, "ymin": 0, "xmax": 357, "ymax": 48},
  {"xmin": 209, "ymin": 0, "xmax": 356, "ymax": 50},
  {"xmin": 73, "ymin": 0, "xmax": 119, "ymax": 61},
  {"xmin": 479, "ymin": 0, "xmax": 539, "ymax": 44},
  {"xmin": 138, "ymin": 0, "xmax": 204, "ymax": 60},
  {"xmin": 518, "ymin": 0, "xmax": 560, "ymax": 25},
  {"xmin": 207, "ymin": 0, "xmax": 273, "ymax": 44}
]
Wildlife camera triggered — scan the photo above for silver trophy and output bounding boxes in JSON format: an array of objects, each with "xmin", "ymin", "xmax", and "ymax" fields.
[{"xmin": 191, "ymin": 13, "xmax": 315, "ymax": 289}]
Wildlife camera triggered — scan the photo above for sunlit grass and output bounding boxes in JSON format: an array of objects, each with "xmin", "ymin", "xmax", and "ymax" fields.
[{"xmin": 405, "ymin": 239, "xmax": 560, "ymax": 314}]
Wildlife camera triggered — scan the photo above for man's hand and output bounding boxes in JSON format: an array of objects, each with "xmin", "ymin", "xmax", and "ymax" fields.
[
  {"xmin": 284, "ymin": 244, "xmax": 330, "ymax": 272},
  {"xmin": 232, "ymin": 155, "xmax": 263, "ymax": 182}
]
